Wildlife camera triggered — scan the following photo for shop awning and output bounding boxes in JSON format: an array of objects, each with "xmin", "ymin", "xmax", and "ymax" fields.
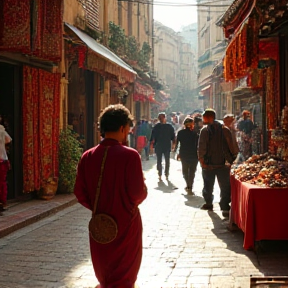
[
  {"xmin": 231, "ymin": 87, "xmax": 253, "ymax": 98},
  {"xmin": 65, "ymin": 23, "xmax": 136, "ymax": 75}
]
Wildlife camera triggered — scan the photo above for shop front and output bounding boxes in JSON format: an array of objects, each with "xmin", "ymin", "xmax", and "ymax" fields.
[
  {"xmin": 133, "ymin": 81, "xmax": 155, "ymax": 121},
  {"xmin": 219, "ymin": 0, "xmax": 288, "ymax": 249},
  {"xmin": 64, "ymin": 23, "xmax": 136, "ymax": 149},
  {"xmin": 0, "ymin": 0, "xmax": 63, "ymax": 200}
]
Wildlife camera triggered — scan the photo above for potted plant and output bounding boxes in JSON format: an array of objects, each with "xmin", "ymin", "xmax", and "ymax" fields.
[{"xmin": 58, "ymin": 127, "xmax": 83, "ymax": 194}]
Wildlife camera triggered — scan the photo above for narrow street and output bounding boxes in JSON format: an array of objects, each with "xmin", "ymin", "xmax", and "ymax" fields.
[{"xmin": 0, "ymin": 157, "xmax": 288, "ymax": 288}]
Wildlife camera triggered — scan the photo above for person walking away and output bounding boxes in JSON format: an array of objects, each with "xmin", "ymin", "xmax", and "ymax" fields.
[
  {"xmin": 0, "ymin": 124, "xmax": 12, "ymax": 214},
  {"xmin": 136, "ymin": 120, "xmax": 147, "ymax": 156},
  {"xmin": 237, "ymin": 110, "xmax": 254, "ymax": 160},
  {"xmin": 74, "ymin": 104, "xmax": 147, "ymax": 288},
  {"xmin": 193, "ymin": 116, "xmax": 203, "ymax": 136},
  {"xmin": 143, "ymin": 120, "xmax": 152, "ymax": 160},
  {"xmin": 223, "ymin": 114, "xmax": 240, "ymax": 156},
  {"xmin": 175, "ymin": 117, "xmax": 198, "ymax": 195},
  {"xmin": 151, "ymin": 112, "xmax": 175, "ymax": 181},
  {"xmin": 149, "ymin": 118, "xmax": 159, "ymax": 157},
  {"xmin": 198, "ymin": 109, "xmax": 238, "ymax": 218}
]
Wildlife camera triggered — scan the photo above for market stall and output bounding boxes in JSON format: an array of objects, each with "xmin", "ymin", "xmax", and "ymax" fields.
[
  {"xmin": 230, "ymin": 153, "xmax": 288, "ymax": 250},
  {"xmin": 230, "ymin": 176, "xmax": 288, "ymax": 250}
]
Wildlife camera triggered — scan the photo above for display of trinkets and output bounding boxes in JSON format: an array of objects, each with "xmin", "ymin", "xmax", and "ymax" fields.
[
  {"xmin": 231, "ymin": 153, "xmax": 288, "ymax": 188},
  {"xmin": 281, "ymin": 106, "xmax": 288, "ymax": 131},
  {"xmin": 269, "ymin": 106, "xmax": 288, "ymax": 161}
]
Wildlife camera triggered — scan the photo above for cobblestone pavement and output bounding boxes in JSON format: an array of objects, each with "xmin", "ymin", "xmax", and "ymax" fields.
[{"xmin": 0, "ymin": 156, "xmax": 288, "ymax": 288}]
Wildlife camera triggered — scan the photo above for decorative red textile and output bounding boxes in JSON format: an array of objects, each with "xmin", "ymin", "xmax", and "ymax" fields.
[
  {"xmin": 0, "ymin": 0, "xmax": 30, "ymax": 53},
  {"xmin": 22, "ymin": 66, "xmax": 60, "ymax": 193},
  {"xmin": 259, "ymin": 39, "xmax": 278, "ymax": 61},
  {"xmin": 230, "ymin": 175, "xmax": 288, "ymax": 250},
  {"xmin": 32, "ymin": 0, "xmax": 62, "ymax": 61},
  {"xmin": 38, "ymin": 69, "xmax": 61, "ymax": 184},
  {"xmin": 74, "ymin": 139, "xmax": 147, "ymax": 288},
  {"xmin": 246, "ymin": 11, "xmax": 260, "ymax": 69},
  {"xmin": 223, "ymin": 0, "xmax": 254, "ymax": 38},
  {"xmin": 78, "ymin": 46, "xmax": 88, "ymax": 68},
  {"xmin": 23, "ymin": 66, "xmax": 40, "ymax": 192}
]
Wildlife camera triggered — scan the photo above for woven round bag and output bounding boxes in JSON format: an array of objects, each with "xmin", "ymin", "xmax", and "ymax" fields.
[{"xmin": 89, "ymin": 213, "xmax": 118, "ymax": 244}]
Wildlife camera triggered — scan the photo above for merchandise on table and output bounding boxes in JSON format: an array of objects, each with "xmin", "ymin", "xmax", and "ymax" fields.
[
  {"xmin": 281, "ymin": 106, "xmax": 288, "ymax": 131},
  {"xmin": 231, "ymin": 153, "xmax": 288, "ymax": 188},
  {"xmin": 269, "ymin": 106, "xmax": 288, "ymax": 161}
]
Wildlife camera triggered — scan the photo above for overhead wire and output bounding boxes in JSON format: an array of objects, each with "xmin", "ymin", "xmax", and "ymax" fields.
[{"xmin": 117, "ymin": 0, "xmax": 231, "ymax": 8}]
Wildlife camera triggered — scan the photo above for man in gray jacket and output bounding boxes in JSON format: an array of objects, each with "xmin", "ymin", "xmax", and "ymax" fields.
[{"xmin": 198, "ymin": 109, "xmax": 238, "ymax": 218}]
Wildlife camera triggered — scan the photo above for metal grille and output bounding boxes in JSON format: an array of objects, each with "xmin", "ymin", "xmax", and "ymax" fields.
[{"xmin": 78, "ymin": 0, "xmax": 100, "ymax": 31}]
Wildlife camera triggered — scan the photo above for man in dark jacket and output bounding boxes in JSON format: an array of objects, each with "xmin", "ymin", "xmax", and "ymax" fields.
[
  {"xmin": 175, "ymin": 117, "xmax": 198, "ymax": 195},
  {"xmin": 198, "ymin": 109, "xmax": 238, "ymax": 218},
  {"xmin": 151, "ymin": 112, "xmax": 175, "ymax": 181}
]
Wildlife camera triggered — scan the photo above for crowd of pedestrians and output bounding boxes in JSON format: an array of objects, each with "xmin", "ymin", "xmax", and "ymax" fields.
[{"xmin": 125, "ymin": 108, "xmax": 246, "ymax": 218}]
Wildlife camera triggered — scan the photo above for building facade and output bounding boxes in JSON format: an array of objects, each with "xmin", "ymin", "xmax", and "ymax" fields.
[
  {"xmin": 180, "ymin": 23, "xmax": 198, "ymax": 55},
  {"xmin": 153, "ymin": 21, "xmax": 199, "ymax": 114},
  {"xmin": 197, "ymin": 0, "xmax": 233, "ymax": 117}
]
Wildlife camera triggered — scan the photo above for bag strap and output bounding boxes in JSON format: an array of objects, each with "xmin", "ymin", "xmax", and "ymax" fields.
[{"xmin": 92, "ymin": 146, "xmax": 109, "ymax": 215}]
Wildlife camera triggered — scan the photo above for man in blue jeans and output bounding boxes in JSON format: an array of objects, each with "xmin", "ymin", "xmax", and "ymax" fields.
[
  {"xmin": 151, "ymin": 112, "xmax": 175, "ymax": 181},
  {"xmin": 198, "ymin": 109, "xmax": 238, "ymax": 218}
]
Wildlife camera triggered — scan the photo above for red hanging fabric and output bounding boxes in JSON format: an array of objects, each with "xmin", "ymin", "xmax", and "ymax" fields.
[
  {"xmin": 23, "ymin": 66, "xmax": 40, "ymax": 192},
  {"xmin": 38, "ymin": 70, "xmax": 61, "ymax": 186},
  {"xmin": 23, "ymin": 66, "xmax": 60, "ymax": 193},
  {"xmin": 0, "ymin": 0, "xmax": 30, "ymax": 53},
  {"xmin": 32, "ymin": 0, "xmax": 63, "ymax": 62}
]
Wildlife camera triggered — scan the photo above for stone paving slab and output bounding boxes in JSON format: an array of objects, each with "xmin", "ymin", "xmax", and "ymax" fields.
[{"xmin": 0, "ymin": 194, "xmax": 77, "ymax": 238}]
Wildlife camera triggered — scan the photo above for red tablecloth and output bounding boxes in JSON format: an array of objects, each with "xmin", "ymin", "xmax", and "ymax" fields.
[{"xmin": 230, "ymin": 175, "xmax": 288, "ymax": 250}]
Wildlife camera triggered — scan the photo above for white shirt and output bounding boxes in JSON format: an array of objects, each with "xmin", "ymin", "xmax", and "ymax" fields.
[{"xmin": 0, "ymin": 125, "xmax": 12, "ymax": 160}]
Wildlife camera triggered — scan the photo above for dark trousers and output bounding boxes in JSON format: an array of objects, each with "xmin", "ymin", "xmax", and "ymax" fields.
[
  {"xmin": 156, "ymin": 148, "xmax": 170, "ymax": 176},
  {"xmin": 181, "ymin": 159, "xmax": 198, "ymax": 189},
  {"xmin": 144, "ymin": 141, "xmax": 150, "ymax": 158},
  {"xmin": 202, "ymin": 165, "xmax": 231, "ymax": 211}
]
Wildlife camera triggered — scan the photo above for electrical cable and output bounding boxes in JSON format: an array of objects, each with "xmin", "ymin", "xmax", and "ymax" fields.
[{"xmin": 118, "ymin": 0, "xmax": 231, "ymax": 8}]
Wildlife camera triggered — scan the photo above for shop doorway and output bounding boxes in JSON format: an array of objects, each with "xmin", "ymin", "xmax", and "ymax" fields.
[
  {"xmin": 0, "ymin": 62, "xmax": 22, "ymax": 200},
  {"xmin": 68, "ymin": 64, "xmax": 99, "ymax": 151}
]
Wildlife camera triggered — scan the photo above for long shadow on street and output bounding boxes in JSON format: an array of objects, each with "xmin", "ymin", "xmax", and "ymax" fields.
[{"xmin": 207, "ymin": 211, "xmax": 288, "ymax": 277}]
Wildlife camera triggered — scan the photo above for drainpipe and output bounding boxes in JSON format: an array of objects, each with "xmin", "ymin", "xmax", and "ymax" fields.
[{"xmin": 103, "ymin": 0, "xmax": 109, "ymax": 46}]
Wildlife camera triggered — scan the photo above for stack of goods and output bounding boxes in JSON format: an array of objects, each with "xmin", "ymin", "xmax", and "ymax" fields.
[
  {"xmin": 281, "ymin": 106, "xmax": 288, "ymax": 131},
  {"xmin": 231, "ymin": 153, "xmax": 288, "ymax": 188},
  {"xmin": 269, "ymin": 106, "xmax": 288, "ymax": 160},
  {"xmin": 251, "ymin": 127, "xmax": 261, "ymax": 155}
]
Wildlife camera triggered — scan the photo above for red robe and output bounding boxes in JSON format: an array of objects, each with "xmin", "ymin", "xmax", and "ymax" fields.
[{"xmin": 74, "ymin": 138, "xmax": 147, "ymax": 288}]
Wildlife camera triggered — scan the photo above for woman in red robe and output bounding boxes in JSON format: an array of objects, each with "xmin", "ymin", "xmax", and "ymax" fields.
[{"xmin": 74, "ymin": 104, "xmax": 147, "ymax": 288}]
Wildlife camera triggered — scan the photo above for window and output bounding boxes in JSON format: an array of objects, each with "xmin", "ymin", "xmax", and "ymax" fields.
[
  {"xmin": 78, "ymin": 0, "xmax": 100, "ymax": 31},
  {"xmin": 216, "ymin": 26, "xmax": 223, "ymax": 42},
  {"xmin": 205, "ymin": 28, "xmax": 210, "ymax": 50}
]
